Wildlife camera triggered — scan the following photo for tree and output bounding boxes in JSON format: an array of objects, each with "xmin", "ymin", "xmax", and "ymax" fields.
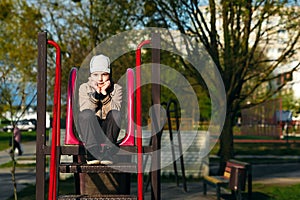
[
  {"xmin": 0, "ymin": 1, "xmax": 43, "ymax": 199},
  {"xmin": 150, "ymin": 0, "xmax": 300, "ymax": 173},
  {"xmin": 0, "ymin": 0, "xmax": 42, "ymax": 119},
  {"xmin": 1, "ymin": 0, "xmax": 158, "ymax": 120},
  {"xmin": 35, "ymin": 0, "xmax": 146, "ymax": 107}
]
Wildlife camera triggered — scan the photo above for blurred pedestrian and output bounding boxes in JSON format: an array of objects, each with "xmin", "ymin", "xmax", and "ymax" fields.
[{"xmin": 10, "ymin": 126, "xmax": 23, "ymax": 156}]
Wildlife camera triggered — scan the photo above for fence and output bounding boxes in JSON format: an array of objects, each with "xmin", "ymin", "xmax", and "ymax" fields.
[{"xmin": 240, "ymin": 99, "xmax": 300, "ymax": 138}]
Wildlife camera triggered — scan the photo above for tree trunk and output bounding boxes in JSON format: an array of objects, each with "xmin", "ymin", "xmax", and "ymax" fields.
[{"xmin": 217, "ymin": 115, "xmax": 234, "ymax": 175}]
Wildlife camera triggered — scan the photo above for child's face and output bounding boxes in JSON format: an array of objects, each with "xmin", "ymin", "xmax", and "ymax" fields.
[{"xmin": 90, "ymin": 71, "xmax": 110, "ymax": 83}]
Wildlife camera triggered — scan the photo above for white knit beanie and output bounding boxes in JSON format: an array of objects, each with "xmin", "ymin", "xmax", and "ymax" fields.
[{"xmin": 89, "ymin": 54, "xmax": 110, "ymax": 73}]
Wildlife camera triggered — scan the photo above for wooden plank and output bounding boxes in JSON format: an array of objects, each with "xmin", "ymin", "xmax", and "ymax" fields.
[
  {"xmin": 59, "ymin": 163, "xmax": 137, "ymax": 173},
  {"xmin": 58, "ymin": 194, "xmax": 137, "ymax": 200}
]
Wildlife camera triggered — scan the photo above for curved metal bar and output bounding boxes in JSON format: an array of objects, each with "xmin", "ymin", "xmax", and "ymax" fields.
[
  {"xmin": 119, "ymin": 68, "xmax": 135, "ymax": 146},
  {"xmin": 47, "ymin": 40, "xmax": 61, "ymax": 200},
  {"xmin": 166, "ymin": 99, "xmax": 187, "ymax": 192},
  {"xmin": 65, "ymin": 68, "xmax": 83, "ymax": 145}
]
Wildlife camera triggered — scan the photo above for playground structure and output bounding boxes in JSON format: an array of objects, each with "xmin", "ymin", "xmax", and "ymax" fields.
[
  {"xmin": 240, "ymin": 99, "xmax": 300, "ymax": 139},
  {"xmin": 36, "ymin": 32, "xmax": 188, "ymax": 200}
]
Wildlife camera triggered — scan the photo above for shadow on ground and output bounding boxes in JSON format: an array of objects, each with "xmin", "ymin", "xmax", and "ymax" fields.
[
  {"xmin": 221, "ymin": 192, "xmax": 271, "ymax": 200},
  {"xmin": 252, "ymin": 192, "xmax": 272, "ymax": 200}
]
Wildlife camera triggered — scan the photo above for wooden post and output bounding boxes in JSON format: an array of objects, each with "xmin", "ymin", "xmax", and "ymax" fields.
[
  {"xmin": 150, "ymin": 32, "xmax": 161, "ymax": 200},
  {"xmin": 36, "ymin": 32, "xmax": 47, "ymax": 200}
]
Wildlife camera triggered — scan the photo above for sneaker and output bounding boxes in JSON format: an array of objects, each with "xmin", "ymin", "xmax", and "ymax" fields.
[
  {"xmin": 86, "ymin": 159, "xmax": 101, "ymax": 165},
  {"xmin": 100, "ymin": 160, "xmax": 113, "ymax": 165},
  {"xmin": 100, "ymin": 156, "xmax": 113, "ymax": 165},
  {"xmin": 86, "ymin": 151, "xmax": 101, "ymax": 165},
  {"xmin": 100, "ymin": 146, "xmax": 114, "ymax": 165}
]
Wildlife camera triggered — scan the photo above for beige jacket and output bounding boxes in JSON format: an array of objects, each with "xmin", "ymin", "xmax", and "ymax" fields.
[{"xmin": 78, "ymin": 82, "xmax": 122, "ymax": 119}]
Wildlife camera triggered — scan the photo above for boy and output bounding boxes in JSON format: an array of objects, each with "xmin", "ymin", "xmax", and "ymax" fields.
[{"xmin": 78, "ymin": 54, "xmax": 122, "ymax": 165}]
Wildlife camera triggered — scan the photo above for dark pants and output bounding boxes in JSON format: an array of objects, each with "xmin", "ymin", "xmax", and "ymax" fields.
[
  {"xmin": 10, "ymin": 140, "xmax": 23, "ymax": 155},
  {"xmin": 78, "ymin": 109, "xmax": 121, "ymax": 158}
]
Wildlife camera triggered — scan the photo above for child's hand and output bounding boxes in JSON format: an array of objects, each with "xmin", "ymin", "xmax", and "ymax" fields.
[
  {"xmin": 88, "ymin": 77, "xmax": 101, "ymax": 93},
  {"xmin": 98, "ymin": 80, "xmax": 111, "ymax": 95}
]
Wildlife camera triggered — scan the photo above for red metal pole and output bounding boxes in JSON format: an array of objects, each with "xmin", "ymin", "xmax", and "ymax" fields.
[
  {"xmin": 47, "ymin": 40, "xmax": 61, "ymax": 200},
  {"xmin": 136, "ymin": 40, "xmax": 150, "ymax": 200}
]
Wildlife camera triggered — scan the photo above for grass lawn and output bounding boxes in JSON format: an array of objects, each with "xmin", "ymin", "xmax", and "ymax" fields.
[
  {"xmin": 0, "ymin": 130, "xmax": 48, "ymax": 151},
  {"xmin": 252, "ymin": 183, "xmax": 300, "ymax": 200}
]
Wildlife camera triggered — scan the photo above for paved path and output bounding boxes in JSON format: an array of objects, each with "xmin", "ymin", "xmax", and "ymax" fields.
[
  {"xmin": 1, "ymin": 141, "xmax": 300, "ymax": 199},
  {"xmin": 0, "ymin": 141, "xmax": 36, "ymax": 200},
  {"xmin": 0, "ymin": 167, "xmax": 36, "ymax": 200}
]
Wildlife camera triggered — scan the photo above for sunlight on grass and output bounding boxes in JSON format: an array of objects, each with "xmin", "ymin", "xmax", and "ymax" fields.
[
  {"xmin": 253, "ymin": 183, "xmax": 300, "ymax": 200},
  {"xmin": 0, "ymin": 160, "xmax": 36, "ymax": 168}
]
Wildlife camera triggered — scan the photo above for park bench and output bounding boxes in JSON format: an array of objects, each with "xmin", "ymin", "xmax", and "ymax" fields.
[{"xmin": 203, "ymin": 159, "xmax": 252, "ymax": 200}]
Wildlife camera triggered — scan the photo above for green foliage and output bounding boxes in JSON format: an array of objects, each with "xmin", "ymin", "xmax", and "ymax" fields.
[
  {"xmin": 0, "ymin": 0, "xmax": 13, "ymax": 20},
  {"xmin": 0, "ymin": 0, "xmax": 42, "ymax": 119},
  {"xmin": 0, "ymin": 0, "xmax": 41, "ymax": 80}
]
